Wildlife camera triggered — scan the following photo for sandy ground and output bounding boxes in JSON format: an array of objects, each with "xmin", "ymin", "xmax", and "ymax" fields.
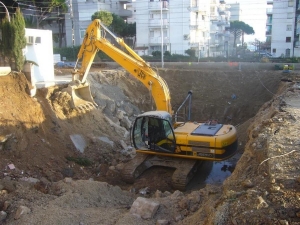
[{"xmin": 0, "ymin": 63, "xmax": 299, "ymax": 224}]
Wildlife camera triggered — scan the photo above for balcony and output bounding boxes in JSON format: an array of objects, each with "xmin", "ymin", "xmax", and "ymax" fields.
[
  {"xmin": 218, "ymin": 8, "xmax": 226, "ymax": 15},
  {"xmin": 266, "ymin": 30, "xmax": 272, "ymax": 36},
  {"xmin": 266, "ymin": 8, "xmax": 273, "ymax": 14},
  {"xmin": 189, "ymin": 41, "xmax": 205, "ymax": 47},
  {"xmin": 188, "ymin": 5, "xmax": 207, "ymax": 14},
  {"xmin": 119, "ymin": 0, "xmax": 132, "ymax": 3},
  {"xmin": 149, "ymin": 1, "xmax": 169, "ymax": 11},
  {"xmin": 210, "ymin": 15, "xmax": 219, "ymax": 21},
  {"xmin": 149, "ymin": 19, "xmax": 168, "ymax": 28},
  {"xmin": 118, "ymin": 9, "xmax": 132, "ymax": 17},
  {"xmin": 149, "ymin": 36, "xmax": 169, "ymax": 44}
]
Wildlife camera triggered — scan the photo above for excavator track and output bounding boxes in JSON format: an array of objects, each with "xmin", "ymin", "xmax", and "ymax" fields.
[
  {"xmin": 171, "ymin": 159, "xmax": 202, "ymax": 191},
  {"xmin": 121, "ymin": 153, "xmax": 201, "ymax": 191},
  {"xmin": 121, "ymin": 153, "xmax": 149, "ymax": 184}
]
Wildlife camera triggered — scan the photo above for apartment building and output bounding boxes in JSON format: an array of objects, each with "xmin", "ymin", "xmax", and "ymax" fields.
[
  {"xmin": 130, "ymin": 0, "xmax": 230, "ymax": 57},
  {"xmin": 64, "ymin": 0, "xmax": 132, "ymax": 47},
  {"xmin": 267, "ymin": 0, "xmax": 300, "ymax": 57}
]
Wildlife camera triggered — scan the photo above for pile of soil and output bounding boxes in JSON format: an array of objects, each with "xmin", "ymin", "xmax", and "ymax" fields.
[{"xmin": 0, "ymin": 64, "xmax": 299, "ymax": 224}]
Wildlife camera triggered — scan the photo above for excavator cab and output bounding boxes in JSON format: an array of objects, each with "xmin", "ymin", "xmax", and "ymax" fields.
[{"xmin": 132, "ymin": 111, "xmax": 176, "ymax": 153}]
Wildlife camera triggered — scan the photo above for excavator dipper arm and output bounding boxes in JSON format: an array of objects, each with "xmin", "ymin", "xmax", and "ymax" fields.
[{"xmin": 74, "ymin": 19, "xmax": 172, "ymax": 114}]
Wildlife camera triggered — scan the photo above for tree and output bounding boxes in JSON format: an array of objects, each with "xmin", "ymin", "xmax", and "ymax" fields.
[
  {"xmin": 20, "ymin": 0, "xmax": 67, "ymax": 29},
  {"xmin": 110, "ymin": 14, "xmax": 126, "ymax": 35},
  {"xmin": 0, "ymin": 17, "xmax": 14, "ymax": 66},
  {"xmin": 91, "ymin": 11, "xmax": 113, "ymax": 26},
  {"xmin": 121, "ymin": 22, "xmax": 136, "ymax": 38},
  {"xmin": 12, "ymin": 8, "xmax": 26, "ymax": 71},
  {"xmin": 185, "ymin": 49, "xmax": 196, "ymax": 57},
  {"xmin": 229, "ymin": 21, "xmax": 255, "ymax": 48},
  {"xmin": 19, "ymin": 0, "xmax": 67, "ymax": 47}
]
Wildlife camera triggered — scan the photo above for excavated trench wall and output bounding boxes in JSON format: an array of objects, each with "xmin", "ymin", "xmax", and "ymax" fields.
[{"xmin": 152, "ymin": 62, "xmax": 284, "ymax": 126}]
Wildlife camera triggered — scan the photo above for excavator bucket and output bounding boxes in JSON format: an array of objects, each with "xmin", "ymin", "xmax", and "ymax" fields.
[{"xmin": 64, "ymin": 83, "xmax": 97, "ymax": 110}]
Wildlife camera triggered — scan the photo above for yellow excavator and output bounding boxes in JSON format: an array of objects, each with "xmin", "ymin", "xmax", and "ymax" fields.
[{"xmin": 68, "ymin": 19, "xmax": 238, "ymax": 190}]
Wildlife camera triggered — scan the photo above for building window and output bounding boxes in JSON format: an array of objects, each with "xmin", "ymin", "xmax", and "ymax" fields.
[
  {"xmin": 272, "ymin": 48, "xmax": 276, "ymax": 53},
  {"xmin": 150, "ymin": 31, "xmax": 154, "ymax": 37},
  {"xmin": 287, "ymin": 25, "xmax": 292, "ymax": 31},
  {"xmin": 288, "ymin": 0, "xmax": 294, "ymax": 7},
  {"xmin": 286, "ymin": 49, "xmax": 291, "ymax": 57},
  {"xmin": 286, "ymin": 37, "xmax": 291, "ymax": 42},
  {"xmin": 35, "ymin": 37, "xmax": 41, "ymax": 44},
  {"xmin": 287, "ymin": 13, "xmax": 293, "ymax": 19},
  {"xmin": 80, "ymin": 29, "xmax": 86, "ymax": 39}
]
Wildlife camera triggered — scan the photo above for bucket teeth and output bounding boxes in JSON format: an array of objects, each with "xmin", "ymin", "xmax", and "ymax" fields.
[{"xmin": 76, "ymin": 102, "xmax": 97, "ymax": 111}]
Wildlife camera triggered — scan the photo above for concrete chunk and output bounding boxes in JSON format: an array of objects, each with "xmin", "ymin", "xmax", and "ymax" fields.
[
  {"xmin": 14, "ymin": 206, "xmax": 31, "ymax": 220},
  {"xmin": 130, "ymin": 197, "xmax": 159, "ymax": 219}
]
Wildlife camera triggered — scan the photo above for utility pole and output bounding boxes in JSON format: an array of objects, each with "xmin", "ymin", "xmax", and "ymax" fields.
[
  {"xmin": 69, "ymin": 0, "xmax": 75, "ymax": 47},
  {"xmin": 160, "ymin": 1, "xmax": 164, "ymax": 68}
]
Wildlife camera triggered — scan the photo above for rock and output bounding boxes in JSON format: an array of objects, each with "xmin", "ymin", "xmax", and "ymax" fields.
[
  {"xmin": 279, "ymin": 220, "xmax": 289, "ymax": 225},
  {"xmin": 14, "ymin": 206, "xmax": 31, "ymax": 220},
  {"xmin": 120, "ymin": 116, "xmax": 132, "ymax": 130},
  {"xmin": 270, "ymin": 185, "xmax": 281, "ymax": 192},
  {"xmin": 0, "ymin": 211, "xmax": 7, "ymax": 222},
  {"xmin": 116, "ymin": 109, "xmax": 125, "ymax": 120},
  {"xmin": 171, "ymin": 190, "xmax": 183, "ymax": 199},
  {"xmin": 119, "ymin": 140, "xmax": 128, "ymax": 150},
  {"xmin": 40, "ymin": 177, "xmax": 51, "ymax": 185},
  {"xmin": 0, "ymin": 190, "xmax": 8, "ymax": 196},
  {"xmin": 109, "ymin": 101, "xmax": 116, "ymax": 113},
  {"xmin": 98, "ymin": 136, "xmax": 114, "ymax": 147},
  {"xmin": 257, "ymin": 196, "xmax": 269, "ymax": 209},
  {"xmin": 115, "ymin": 163, "xmax": 124, "ymax": 171},
  {"xmin": 231, "ymin": 218, "xmax": 239, "ymax": 225},
  {"xmin": 156, "ymin": 219, "xmax": 169, "ymax": 225},
  {"xmin": 109, "ymin": 166, "xmax": 115, "ymax": 171},
  {"xmin": 130, "ymin": 197, "xmax": 159, "ymax": 219},
  {"xmin": 242, "ymin": 179, "xmax": 254, "ymax": 188},
  {"xmin": 3, "ymin": 201, "xmax": 10, "ymax": 210},
  {"xmin": 174, "ymin": 214, "xmax": 183, "ymax": 222},
  {"xmin": 124, "ymin": 104, "xmax": 134, "ymax": 117},
  {"xmin": 154, "ymin": 190, "xmax": 162, "ymax": 198},
  {"xmin": 64, "ymin": 177, "xmax": 73, "ymax": 183},
  {"xmin": 139, "ymin": 187, "xmax": 150, "ymax": 195},
  {"xmin": 19, "ymin": 177, "xmax": 40, "ymax": 183}
]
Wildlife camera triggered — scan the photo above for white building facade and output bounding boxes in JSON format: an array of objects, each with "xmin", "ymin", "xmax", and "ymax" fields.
[
  {"xmin": 65, "ymin": 0, "xmax": 132, "ymax": 47},
  {"xmin": 130, "ymin": 0, "xmax": 230, "ymax": 57},
  {"xmin": 267, "ymin": 0, "xmax": 300, "ymax": 57}
]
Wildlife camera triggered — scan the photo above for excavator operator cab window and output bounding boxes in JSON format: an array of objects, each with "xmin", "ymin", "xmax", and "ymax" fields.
[{"xmin": 132, "ymin": 116, "xmax": 176, "ymax": 153}]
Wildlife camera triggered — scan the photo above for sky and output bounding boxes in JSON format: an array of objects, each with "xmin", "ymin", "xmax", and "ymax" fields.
[{"xmin": 227, "ymin": 0, "xmax": 267, "ymax": 43}]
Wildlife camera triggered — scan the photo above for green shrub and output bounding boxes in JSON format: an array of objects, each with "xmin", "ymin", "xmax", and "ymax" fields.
[{"xmin": 66, "ymin": 156, "xmax": 93, "ymax": 166}]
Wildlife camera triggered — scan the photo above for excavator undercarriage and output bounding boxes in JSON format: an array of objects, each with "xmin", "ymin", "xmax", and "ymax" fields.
[{"xmin": 121, "ymin": 154, "xmax": 202, "ymax": 191}]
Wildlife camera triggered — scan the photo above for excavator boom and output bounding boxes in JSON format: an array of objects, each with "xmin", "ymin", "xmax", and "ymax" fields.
[{"xmin": 70, "ymin": 19, "xmax": 172, "ymax": 113}]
